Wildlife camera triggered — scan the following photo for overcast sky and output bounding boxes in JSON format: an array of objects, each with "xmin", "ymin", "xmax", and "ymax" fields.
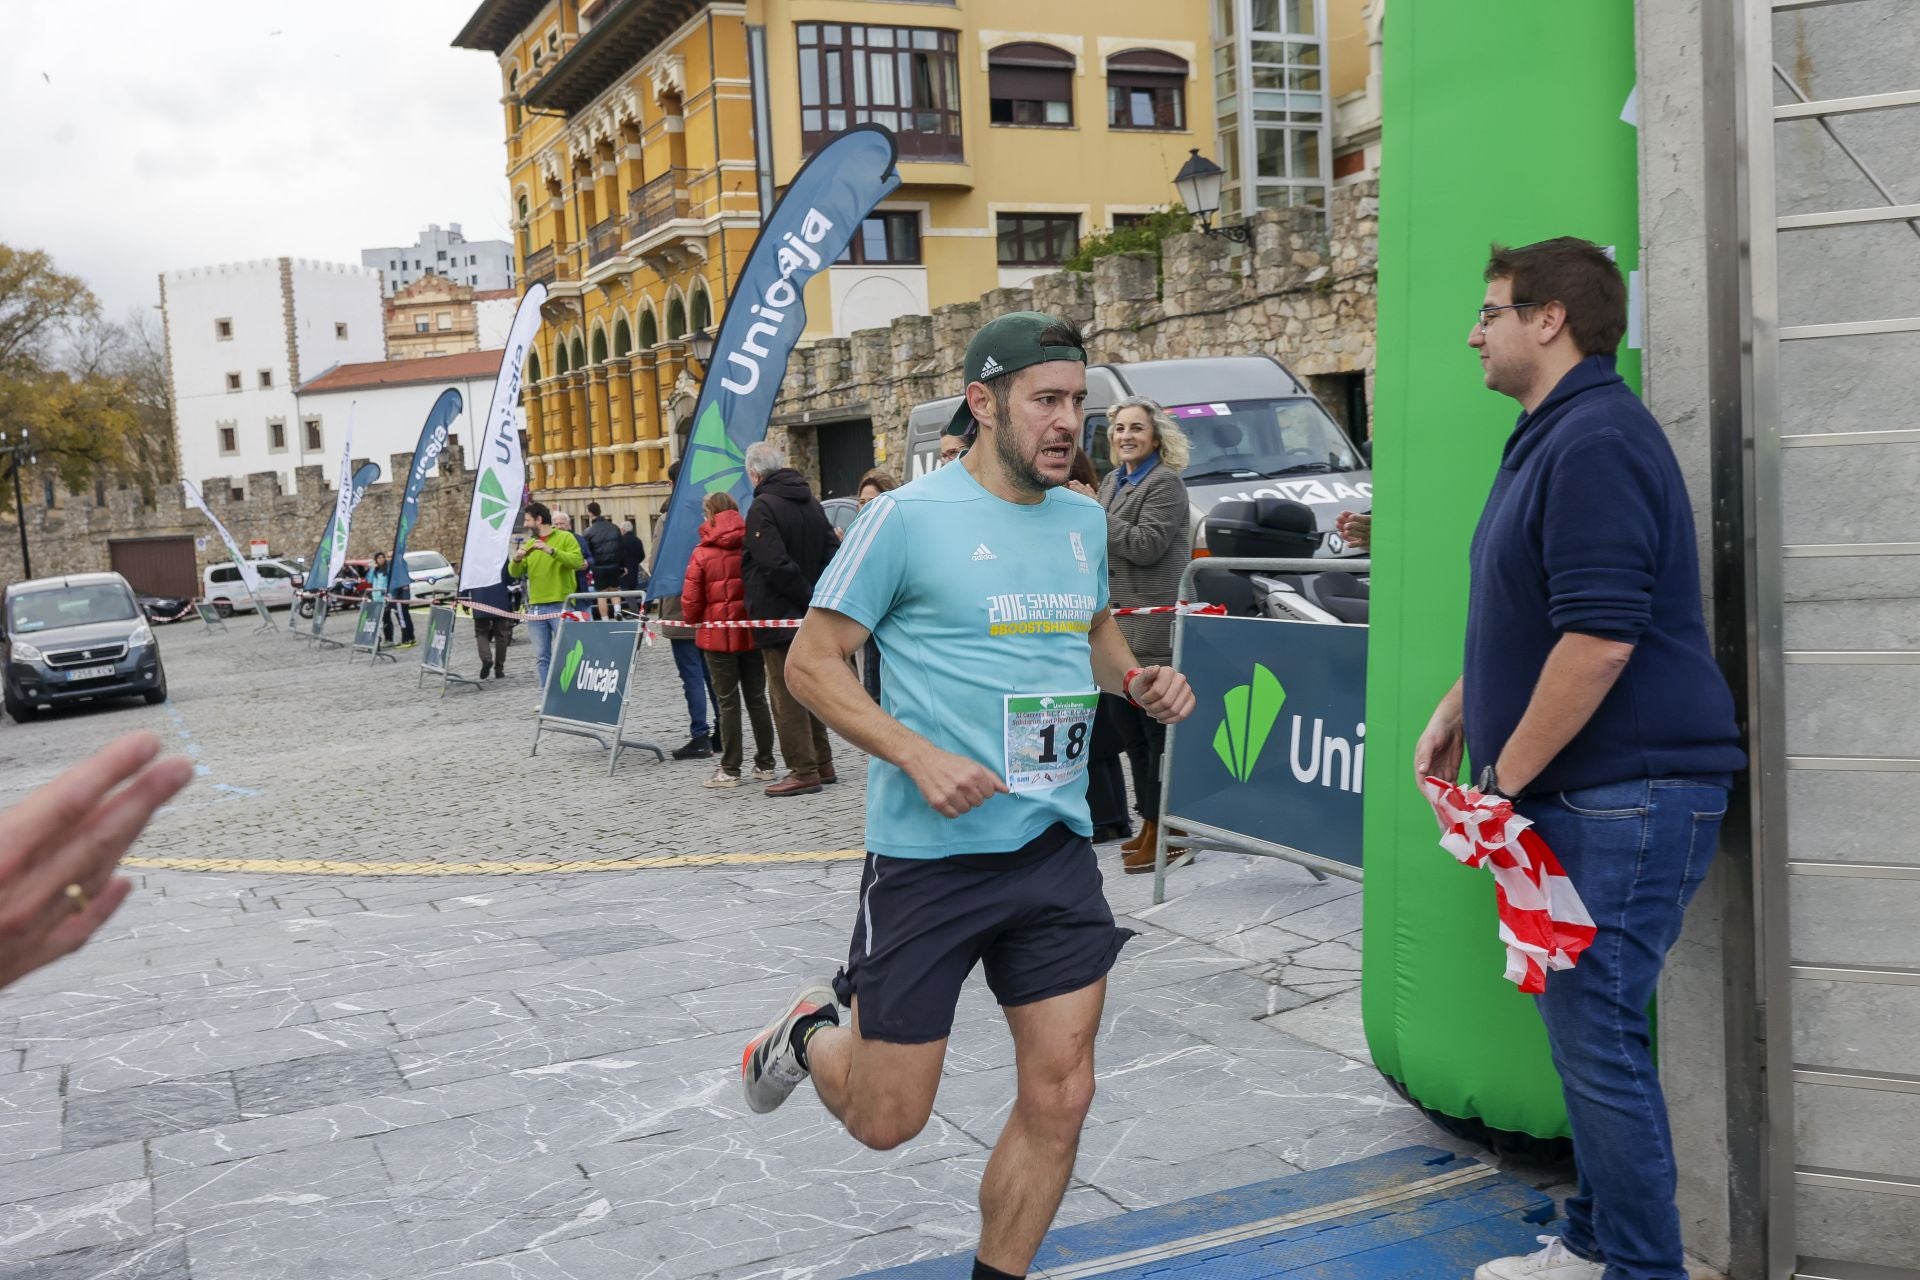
[{"xmin": 2, "ymin": 0, "xmax": 509, "ymax": 324}]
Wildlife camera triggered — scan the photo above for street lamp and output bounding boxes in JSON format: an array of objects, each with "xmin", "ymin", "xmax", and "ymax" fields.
[
  {"xmin": 1174, "ymin": 148, "xmax": 1252, "ymax": 245},
  {"xmin": 689, "ymin": 328, "xmax": 715, "ymax": 369},
  {"xmin": 0, "ymin": 427, "xmax": 36, "ymax": 579}
]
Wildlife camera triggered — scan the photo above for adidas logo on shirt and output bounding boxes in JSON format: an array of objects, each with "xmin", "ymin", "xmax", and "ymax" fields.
[
  {"xmin": 971, "ymin": 544, "xmax": 997, "ymax": 561},
  {"xmin": 979, "ymin": 355, "xmax": 1004, "ymax": 377}
]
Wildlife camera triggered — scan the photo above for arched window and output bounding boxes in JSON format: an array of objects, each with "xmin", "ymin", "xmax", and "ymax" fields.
[
  {"xmin": 509, "ymin": 69, "xmax": 522, "ymax": 129},
  {"xmin": 638, "ymin": 308, "xmax": 658, "ymax": 348},
  {"xmin": 554, "ymin": 343, "xmax": 569, "ymax": 375},
  {"xmin": 570, "ymin": 335, "xmax": 586, "ymax": 368},
  {"xmin": 516, "ymin": 194, "xmax": 531, "ymax": 257},
  {"xmin": 612, "ymin": 317, "xmax": 632, "ymax": 357},
  {"xmin": 690, "ymin": 285, "xmax": 711, "ymax": 333},
  {"xmin": 666, "ymin": 297, "xmax": 687, "ymax": 340},
  {"xmin": 989, "ymin": 42, "xmax": 1075, "ymax": 126},
  {"xmin": 528, "ymin": 351, "xmax": 543, "ymax": 382},
  {"xmin": 590, "ymin": 327, "xmax": 608, "ymax": 364},
  {"xmin": 1106, "ymin": 49, "xmax": 1188, "ymax": 131}
]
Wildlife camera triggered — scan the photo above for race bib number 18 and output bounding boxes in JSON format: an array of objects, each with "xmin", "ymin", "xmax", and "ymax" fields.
[{"xmin": 1003, "ymin": 691, "xmax": 1100, "ymax": 793}]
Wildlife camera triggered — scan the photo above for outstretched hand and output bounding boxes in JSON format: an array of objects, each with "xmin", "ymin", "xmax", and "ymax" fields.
[{"xmin": 0, "ymin": 733, "xmax": 194, "ymax": 991}]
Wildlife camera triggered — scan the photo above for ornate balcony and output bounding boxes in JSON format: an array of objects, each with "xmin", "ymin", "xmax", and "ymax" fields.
[
  {"xmin": 525, "ymin": 244, "xmax": 556, "ymax": 286},
  {"xmin": 587, "ymin": 217, "xmax": 623, "ymax": 266},
  {"xmin": 626, "ymin": 169, "xmax": 691, "ymax": 240}
]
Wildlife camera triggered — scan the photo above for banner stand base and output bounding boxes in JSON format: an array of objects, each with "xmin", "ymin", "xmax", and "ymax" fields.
[
  {"xmin": 1152, "ymin": 814, "xmax": 1345, "ymax": 905},
  {"xmin": 530, "ymin": 716, "xmax": 667, "ymax": 774}
]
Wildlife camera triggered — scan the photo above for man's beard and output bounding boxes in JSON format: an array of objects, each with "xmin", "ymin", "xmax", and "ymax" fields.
[{"xmin": 991, "ymin": 407, "xmax": 1066, "ymax": 496}]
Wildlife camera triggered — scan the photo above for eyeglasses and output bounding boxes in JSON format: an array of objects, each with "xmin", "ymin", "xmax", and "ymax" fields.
[{"xmin": 1476, "ymin": 302, "xmax": 1538, "ymax": 331}]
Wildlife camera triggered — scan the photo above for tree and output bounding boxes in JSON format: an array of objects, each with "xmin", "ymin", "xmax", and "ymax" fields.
[{"xmin": 0, "ymin": 243, "xmax": 172, "ymax": 514}]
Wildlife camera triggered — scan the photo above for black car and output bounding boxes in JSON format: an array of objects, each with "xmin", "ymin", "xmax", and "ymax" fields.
[{"xmin": 3, "ymin": 573, "xmax": 168, "ymax": 722}]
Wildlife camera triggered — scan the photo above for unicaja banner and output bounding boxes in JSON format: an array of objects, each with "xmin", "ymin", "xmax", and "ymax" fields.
[
  {"xmin": 388, "ymin": 388, "xmax": 463, "ymax": 594},
  {"xmin": 306, "ymin": 461, "xmax": 380, "ymax": 592},
  {"xmin": 459, "ymin": 284, "xmax": 546, "ymax": 590},
  {"xmin": 181, "ymin": 479, "xmax": 262, "ymax": 598},
  {"xmin": 648, "ymin": 125, "xmax": 901, "ymax": 597}
]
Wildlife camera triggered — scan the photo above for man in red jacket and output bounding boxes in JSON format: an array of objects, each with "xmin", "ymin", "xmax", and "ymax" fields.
[{"xmin": 682, "ymin": 491, "xmax": 778, "ymax": 787}]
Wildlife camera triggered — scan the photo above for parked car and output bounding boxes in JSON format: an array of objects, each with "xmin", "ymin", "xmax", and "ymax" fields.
[
  {"xmin": 905, "ymin": 355, "xmax": 1372, "ymax": 556},
  {"xmin": 138, "ymin": 592, "xmax": 195, "ymax": 624},
  {"xmin": 822, "ymin": 498, "xmax": 860, "ymax": 537},
  {"xmin": 401, "ymin": 550, "xmax": 458, "ymax": 601},
  {"xmin": 4, "ymin": 573, "xmax": 168, "ymax": 722},
  {"xmin": 203, "ymin": 557, "xmax": 303, "ymax": 615}
]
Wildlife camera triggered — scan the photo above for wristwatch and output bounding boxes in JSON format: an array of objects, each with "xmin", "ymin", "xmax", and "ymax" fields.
[{"xmin": 1476, "ymin": 763, "xmax": 1522, "ymax": 802}]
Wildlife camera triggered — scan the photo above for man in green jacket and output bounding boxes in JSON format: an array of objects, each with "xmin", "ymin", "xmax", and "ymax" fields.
[{"xmin": 508, "ymin": 501, "xmax": 584, "ymax": 697}]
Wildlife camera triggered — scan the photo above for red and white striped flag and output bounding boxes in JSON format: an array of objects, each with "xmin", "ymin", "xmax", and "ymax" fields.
[{"xmin": 1419, "ymin": 777, "xmax": 1596, "ymax": 994}]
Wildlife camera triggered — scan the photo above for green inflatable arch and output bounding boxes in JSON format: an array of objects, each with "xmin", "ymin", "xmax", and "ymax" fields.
[{"xmin": 1362, "ymin": 2, "xmax": 1643, "ymax": 1141}]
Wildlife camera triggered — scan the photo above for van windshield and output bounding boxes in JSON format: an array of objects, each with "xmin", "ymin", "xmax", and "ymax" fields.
[
  {"xmin": 9, "ymin": 583, "xmax": 139, "ymax": 633},
  {"xmin": 1169, "ymin": 399, "xmax": 1361, "ymax": 480},
  {"xmin": 405, "ymin": 552, "xmax": 451, "ymax": 571}
]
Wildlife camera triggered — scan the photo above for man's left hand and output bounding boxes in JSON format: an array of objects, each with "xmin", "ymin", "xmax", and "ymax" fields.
[{"xmin": 1129, "ymin": 665, "xmax": 1195, "ymax": 724}]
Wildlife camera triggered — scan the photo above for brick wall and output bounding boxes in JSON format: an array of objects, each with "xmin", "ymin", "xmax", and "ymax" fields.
[
  {"xmin": 1, "ymin": 443, "xmax": 480, "ymax": 586},
  {"xmin": 769, "ymin": 180, "xmax": 1378, "ymax": 478}
]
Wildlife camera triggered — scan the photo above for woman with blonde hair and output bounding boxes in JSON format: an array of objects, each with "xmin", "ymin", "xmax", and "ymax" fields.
[{"xmin": 1089, "ymin": 396, "xmax": 1192, "ymax": 872}]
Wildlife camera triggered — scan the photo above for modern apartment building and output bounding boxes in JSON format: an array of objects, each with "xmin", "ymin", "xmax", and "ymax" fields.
[
  {"xmin": 361, "ymin": 223, "xmax": 516, "ymax": 296},
  {"xmin": 453, "ymin": 0, "xmax": 1213, "ymax": 525}
]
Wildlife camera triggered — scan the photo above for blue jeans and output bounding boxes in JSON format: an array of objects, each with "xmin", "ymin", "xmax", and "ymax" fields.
[
  {"xmin": 526, "ymin": 603, "xmax": 566, "ymax": 691},
  {"xmin": 1518, "ymin": 778, "xmax": 1728, "ymax": 1280},
  {"xmin": 670, "ymin": 638, "xmax": 711, "ymax": 739}
]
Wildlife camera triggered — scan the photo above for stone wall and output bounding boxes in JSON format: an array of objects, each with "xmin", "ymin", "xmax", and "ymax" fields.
[
  {"xmin": 0, "ymin": 444, "xmax": 480, "ymax": 587},
  {"xmin": 769, "ymin": 180, "xmax": 1378, "ymax": 478}
]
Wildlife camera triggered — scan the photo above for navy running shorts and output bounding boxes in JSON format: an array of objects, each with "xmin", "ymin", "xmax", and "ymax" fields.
[{"xmin": 831, "ymin": 822, "xmax": 1134, "ymax": 1044}]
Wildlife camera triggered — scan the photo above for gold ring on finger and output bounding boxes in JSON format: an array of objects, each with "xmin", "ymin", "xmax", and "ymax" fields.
[{"xmin": 64, "ymin": 883, "xmax": 89, "ymax": 914}]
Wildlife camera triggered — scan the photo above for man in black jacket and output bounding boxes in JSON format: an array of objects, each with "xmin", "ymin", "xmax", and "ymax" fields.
[
  {"xmin": 743, "ymin": 441, "xmax": 838, "ymax": 796},
  {"xmin": 583, "ymin": 502, "xmax": 626, "ymax": 619}
]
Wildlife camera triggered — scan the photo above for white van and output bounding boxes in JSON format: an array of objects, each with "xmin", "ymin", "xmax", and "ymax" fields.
[
  {"xmin": 203, "ymin": 558, "xmax": 302, "ymax": 614},
  {"xmin": 904, "ymin": 355, "xmax": 1371, "ymax": 554}
]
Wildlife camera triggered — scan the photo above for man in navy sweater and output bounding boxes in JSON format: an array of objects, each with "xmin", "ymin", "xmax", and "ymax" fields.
[{"xmin": 1415, "ymin": 239, "xmax": 1745, "ymax": 1280}]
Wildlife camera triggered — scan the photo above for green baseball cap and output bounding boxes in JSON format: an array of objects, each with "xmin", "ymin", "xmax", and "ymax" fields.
[{"xmin": 945, "ymin": 311, "xmax": 1088, "ymax": 435}]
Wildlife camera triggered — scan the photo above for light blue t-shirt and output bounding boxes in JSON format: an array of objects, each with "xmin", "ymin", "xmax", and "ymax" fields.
[{"xmin": 811, "ymin": 460, "xmax": 1110, "ymax": 858}]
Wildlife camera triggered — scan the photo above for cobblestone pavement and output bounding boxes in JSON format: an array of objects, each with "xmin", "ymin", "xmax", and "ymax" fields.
[{"xmin": 0, "ymin": 615, "xmax": 1473, "ymax": 1279}]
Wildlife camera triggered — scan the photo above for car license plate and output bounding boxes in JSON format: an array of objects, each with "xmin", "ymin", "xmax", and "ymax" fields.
[{"xmin": 65, "ymin": 664, "xmax": 117, "ymax": 681}]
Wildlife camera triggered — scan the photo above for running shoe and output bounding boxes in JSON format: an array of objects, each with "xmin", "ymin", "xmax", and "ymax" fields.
[
  {"xmin": 741, "ymin": 980, "xmax": 837, "ymax": 1114},
  {"xmin": 705, "ymin": 768, "xmax": 741, "ymax": 789}
]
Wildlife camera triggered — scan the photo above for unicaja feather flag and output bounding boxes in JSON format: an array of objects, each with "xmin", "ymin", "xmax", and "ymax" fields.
[
  {"xmin": 460, "ymin": 283, "xmax": 546, "ymax": 590},
  {"xmin": 181, "ymin": 478, "xmax": 262, "ymax": 599},
  {"xmin": 387, "ymin": 388, "xmax": 463, "ymax": 594},
  {"xmin": 305, "ymin": 403, "xmax": 368, "ymax": 591},
  {"xmin": 648, "ymin": 125, "xmax": 900, "ymax": 597},
  {"xmin": 305, "ymin": 461, "xmax": 380, "ymax": 592}
]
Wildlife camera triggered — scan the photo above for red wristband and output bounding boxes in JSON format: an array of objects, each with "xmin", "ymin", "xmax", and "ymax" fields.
[{"xmin": 1123, "ymin": 667, "xmax": 1148, "ymax": 707}]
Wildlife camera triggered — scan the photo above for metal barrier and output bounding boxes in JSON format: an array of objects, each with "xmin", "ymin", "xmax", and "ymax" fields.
[
  {"xmin": 418, "ymin": 604, "xmax": 481, "ymax": 696},
  {"xmin": 1151, "ymin": 556, "xmax": 1370, "ymax": 904},
  {"xmin": 194, "ymin": 602, "xmax": 230, "ymax": 634}
]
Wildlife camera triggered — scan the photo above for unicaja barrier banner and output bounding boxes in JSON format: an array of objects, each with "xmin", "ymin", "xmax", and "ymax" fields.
[
  {"xmin": 388, "ymin": 388, "xmax": 463, "ymax": 594},
  {"xmin": 1364, "ymin": 2, "xmax": 1641, "ymax": 1140},
  {"xmin": 421, "ymin": 605, "xmax": 456, "ymax": 673},
  {"xmin": 181, "ymin": 479, "xmax": 263, "ymax": 599},
  {"xmin": 306, "ymin": 461, "xmax": 380, "ymax": 592},
  {"xmin": 459, "ymin": 285, "xmax": 546, "ymax": 591},
  {"xmin": 539, "ymin": 620, "xmax": 641, "ymax": 729},
  {"xmin": 1165, "ymin": 616, "xmax": 1367, "ymax": 871},
  {"xmin": 648, "ymin": 125, "xmax": 901, "ymax": 597}
]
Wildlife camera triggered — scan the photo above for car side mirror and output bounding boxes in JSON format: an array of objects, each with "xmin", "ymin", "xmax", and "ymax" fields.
[{"xmin": 1358, "ymin": 438, "xmax": 1373, "ymax": 466}]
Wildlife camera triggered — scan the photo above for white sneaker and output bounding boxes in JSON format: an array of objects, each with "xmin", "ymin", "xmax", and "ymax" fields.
[
  {"xmin": 1476, "ymin": 1237, "xmax": 1605, "ymax": 1280},
  {"xmin": 752, "ymin": 766, "xmax": 778, "ymax": 781},
  {"xmin": 705, "ymin": 768, "xmax": 741, "ymax": 789}
]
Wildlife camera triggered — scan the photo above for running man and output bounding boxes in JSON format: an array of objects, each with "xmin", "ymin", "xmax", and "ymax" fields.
[{"xmin": 740, "ymin": 312, "xmax": 1195, "ymax": 1280}]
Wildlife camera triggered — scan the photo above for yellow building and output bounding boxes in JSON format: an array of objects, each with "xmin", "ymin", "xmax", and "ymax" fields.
[{"xmin": 455, "ymin": 0, "xmax": 1212, "ymax": 524}]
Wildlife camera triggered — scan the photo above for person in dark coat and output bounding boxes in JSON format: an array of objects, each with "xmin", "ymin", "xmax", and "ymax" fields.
[
  {"xmin": 619, "ymin": 518, "xmax": 648, "ymax": 597},
  {"xmin": 741, "ymin": 441, "xmax": 838, "ymax": 796},
  {"xmin": 467, "ymin": 560, "xmax": 516, "ymax": 678},
  {"xmin": 683, "ymin": 492, "xmax": 776, "ymax": 787},
  {"xmin": 583, "ymin": 502, "xmax": 625, "ymax": 618}
]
